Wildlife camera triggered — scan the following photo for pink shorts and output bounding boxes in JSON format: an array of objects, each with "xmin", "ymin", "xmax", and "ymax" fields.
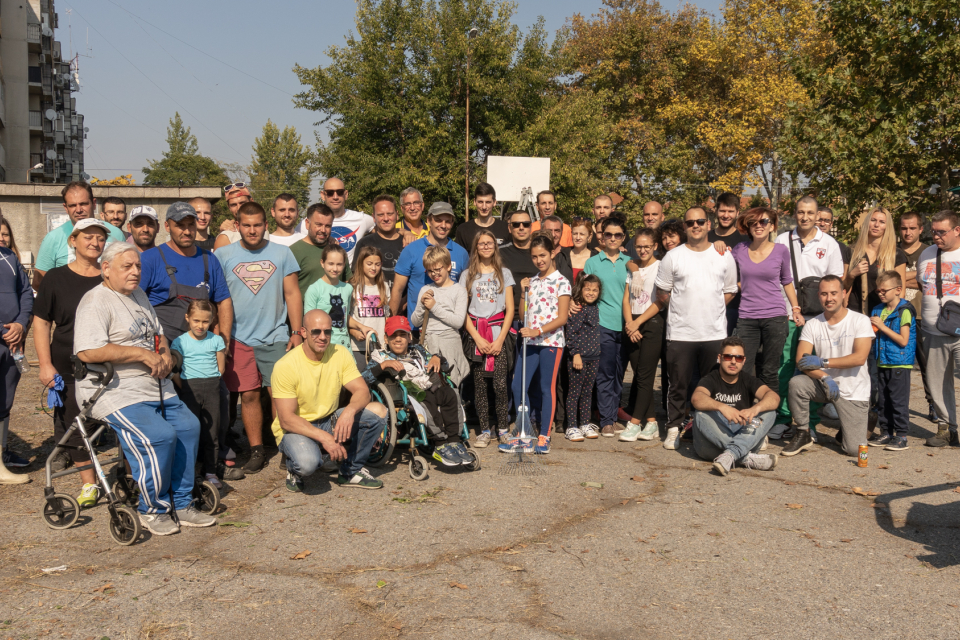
[{"xmin": 223, "ymin": 340, "xmax": 262, "ymax": 393}]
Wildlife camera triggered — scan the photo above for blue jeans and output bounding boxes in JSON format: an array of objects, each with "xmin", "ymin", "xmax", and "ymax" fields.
[
  {"xmin": 107, "ymin": 399, "xmax": 200, "ymax": 514},
  {"xmin": 693, "ymin": 409, "xmax": 774, "ymax": 462},
  {"xmin": 596, "ymin": 328, "xmax": 626, "ymax": 428},
  {"xmin": 278, "ymin": 407, "xmax": 385, "ymax": 478},
  {"xmin": 512, "ymin": 345, "xmax": 562, "ymax": 438}
]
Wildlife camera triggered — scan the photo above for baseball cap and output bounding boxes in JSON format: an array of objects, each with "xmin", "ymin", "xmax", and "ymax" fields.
[
  {"xmin": 165, "ymin": 201, "xmax": 198, "ymax": 222},
  {"xmin": 72, "ymin": 218, "xmax": 111, "ymax": 234},
  {"xmin": 385, "ymin": 316, "xmax": 412, "ymax": 337},
  {"xmin": 129, "ymin": 205, "xmax": 158, "ymax": 222},
  {"xmin": 427, "ymin": 202, "xmax": 455, "ymax": 218}
]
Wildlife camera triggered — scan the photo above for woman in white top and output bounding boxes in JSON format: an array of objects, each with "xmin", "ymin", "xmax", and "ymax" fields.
[{"xmin": 620, "ymin": 228, "xmax": 664, "ymax": 441}]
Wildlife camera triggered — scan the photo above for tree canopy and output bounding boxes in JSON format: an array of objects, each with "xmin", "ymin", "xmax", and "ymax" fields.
[
  {"xmin": 248, "ymin": 120, "xmax": 313, "ymax": 217},
  {"xmin": 142, "ymin": 113, "xmax": 230, "ymax": 188}
]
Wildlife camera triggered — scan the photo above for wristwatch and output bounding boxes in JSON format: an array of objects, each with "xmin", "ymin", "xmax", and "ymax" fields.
[{"xmin": 821, "ymin": 358, "xmax": 830, "ymax": 368}]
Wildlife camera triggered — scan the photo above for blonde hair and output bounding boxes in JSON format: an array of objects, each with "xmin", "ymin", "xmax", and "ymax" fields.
[
  {"xmin": 465, "ymin": 229, "xmax": 506, "ymax": 294},
  {"xmin": 850, "ymin": 207, "xmax": 898, "ymax": 271},
  {"xmin": 349, "ymin": 245, "xmax": 390, "ymax": 318},
  {"xmin": 422, "ymin": 245, "xmax": 451, "ymax": 269}
]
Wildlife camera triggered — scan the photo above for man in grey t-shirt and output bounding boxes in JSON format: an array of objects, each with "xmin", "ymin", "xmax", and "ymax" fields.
[{"xmin": 75, "ymin": 242, "xmax": 215, "ymax": 537}]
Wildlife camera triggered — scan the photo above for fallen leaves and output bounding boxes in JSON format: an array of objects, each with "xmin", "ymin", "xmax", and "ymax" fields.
[
  {"xmin": 449, "ymin": 582, "xmax": 468, "ymax": 589},
  {"xmin": 852, "ymin": 487, "xmax": 881, "ymax": 497},
  {"xmin": 85, "ymin": 568, "xmax": 95, "ymax": 575},
  {"xmin": 291, "ymin": 550, "xmax": 312, "ymax": 560},
  {"xmin": 376, "ymin": 580, "xmax": 387, "ymax": 588},
  {"xmin": 784, "ymin": 481, "xmax": 797, "ymax": 486},
  {"xmin": 92, "ymin": 583, "xmax": 114, "ymax": 593},
  {"xmin": 350, "ymin": 528, "xmax": 368, "ymax": 534},
  {"xmin": 953, "ymin": 487, "xmax": 960, "ymax": 494},
  {"xmin": 581, "ymin": 482, "xmax": 604, "ymax": 489},
  {"xmin": 786, "ymin": 503, "xmax": 804, "ymax": 509},
  {"xmin": 878, "ymin": 465, "xmax": 889, "ymax": 469},
  {"xmin": 631, "ymin": 476, "xmax": 645, "ymax": 482},
  {"xmin": 840, "ymin": 538, "xmax": 853, "ymax": 543}
]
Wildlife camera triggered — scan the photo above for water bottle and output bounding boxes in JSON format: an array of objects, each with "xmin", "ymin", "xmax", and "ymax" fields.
[
  {"xmin": 13, "ymin": 349, "xmax": 29, "ymax": 374},
  {"xmin": 742, "ymin": 416, "xmax": 762, "ymax": 436}
]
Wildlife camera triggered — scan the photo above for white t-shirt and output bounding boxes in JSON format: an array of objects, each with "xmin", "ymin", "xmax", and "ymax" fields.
[
  {"xmin": 798, "ymin": 310, "xmax": 875, "ymax": 402},
  {"xmin": 916, "ymin": 244, "xmax": 960, "ymax": 336},
  {"xmin": 655, "ymin": 245, "xmax": 738, "ymax": 341},
  {"xmin": 626, "ymin": 260, "xmax": 660, "ymax": 315},
  {"xmin": 775, "ymin": 229, "xmax": 844, "ymax": 316},
  {"xmin": 330, "ymin": 210, "xmax": 375, "ymax": 263},
  {"xmin": 269, "ymin": 231, "xmax": 306, "ymax": 247}
]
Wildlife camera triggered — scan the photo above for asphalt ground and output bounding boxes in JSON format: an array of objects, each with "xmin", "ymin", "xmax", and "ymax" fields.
[{"xmin": 2, "ymin": 339, "xmax": 959, "ymax": 640}]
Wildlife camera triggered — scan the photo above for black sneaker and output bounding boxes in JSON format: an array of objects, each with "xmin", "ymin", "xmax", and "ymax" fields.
[
  {"xmin": 49, "ymin": 449, "xmax": 72, "ymax": 472},
  {"xmin": 217, "ymin": 461, "xmax": 245, "ymax": 481},
  {"xmin": 781, "ymin": 429, "xmax": 815, "ymax": 457},
  {"xmin": 335, "ymin": 468, "xmax": 383, "ymax": 490},
  {"xmin": 869, "ymin": 434, "xmax": 892, "ymax": 447},
  {"xmin": 432, "ymin": 443, "xmax": 460, "ymax": 467},
  {"xmin": 242, "ymin": 447, "xmax": 266, "ymax": 475},
  {"xmin": 884, "ymin": 436, "xmax": 909, "ymax": 451},
  {"xmin": 285, "ymin": 471, "xmax": 304, "ymax": 493},
  {"xmin": 452, "ymin": 442, "xmax": 473, "ymax": 465},
  {"xmin": 2, "ymin": 450, "xmax": 30, "ymax": 467}
]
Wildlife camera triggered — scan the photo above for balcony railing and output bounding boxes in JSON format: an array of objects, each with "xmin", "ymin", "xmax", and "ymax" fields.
[
  {"xmin": 27, "ymin": 23, "xmax": 41, "ymax": 43},
  {"xmin": 30, "ymin": 153, "xmax": 44, "ymax": 170},
  {"xmin": 29, "ymin": 110, "xmax": 42, "ymax": 127}
]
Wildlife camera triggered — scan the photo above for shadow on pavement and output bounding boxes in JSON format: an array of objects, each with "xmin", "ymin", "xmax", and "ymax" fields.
[{"xmin": 874, "ymin": 482, "xmax": 960, "ymax": 569}]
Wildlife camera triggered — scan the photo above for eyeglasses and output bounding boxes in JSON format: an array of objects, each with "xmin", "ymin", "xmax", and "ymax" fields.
[
  {"xmin": 684, "ymin": 218, "xmax": 708, "ymax": 228},
  {"xmin": 932, "ymin": 228, "xmax": 958, "ymax": 237},
  {"xmin": 476, "ymin": 242, "xmax": 496, "ymax": 249},
  {"xmin": 603, "ymin": 232, "xmax": 625, "ymax": 240},
  {"xmin": 876, "ymin": 286, "xmax": 901, "ymax": 296},
  {"xmin": 223, "ymin": 182, "xmax": 246, "ymax": 193},
  {"xmin": 720, "ymin": 353, "xmax": 746, "ymax": 363},
  {"xmin": 636, "ymin": 244, "xmax": 655, "ymax": 251},
  {"xmin": 426, "ymin": 266, "xmax": 448, "ymax": 275},
  {"xmin": 752, "ymin": 218, "xmax": 772, "ymax": 227},
  {"xmin": 510, "ymin": 221, "xmax": 532, "ymax": 229},
  {"xmin": 306, "ymin": 328, "xmax": 333, "ymax": 337},
  {"xmin": 401, "ymin": 201, "xmax": 423, "ymax": 208},
  {"xmin": 323, "ymin": 189, "xmax": 346, "ymax": 197}
]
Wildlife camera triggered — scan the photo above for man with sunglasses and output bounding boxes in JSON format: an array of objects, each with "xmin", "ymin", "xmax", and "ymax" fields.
[
  {"xmin": 774, "ymin": 196, "xmax": 845, "ymax": 431},
  {"xmin": 499, "ymin": 210, "xmax": 541, "ymax": 316},
  {"xmin": 272, "ymin": 309, "xmax": 387, "ymax": 493},
  {"xmin": 915, "ymin": 209, "xmax": 960, "ymax": 447},
  {"xmin": 655, "ymin": 207, "xmax": 739, "ymax": 449},
  {"xmin": 317, "ymin": 177, "xmax": 374, "ymax": 264},
  {"xmin": 691, "ymin": 336, "xmax": 780, "ymax": 475},
  {"xmin": 390, "ymin": 202, "xmax": 468, "ymax": 329},
  {"xmin": 784, "ymin": 275, "xmax": 874, "ymax": 456}
]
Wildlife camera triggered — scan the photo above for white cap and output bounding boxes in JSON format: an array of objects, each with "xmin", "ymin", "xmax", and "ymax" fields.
[
  {"xmin": 129, "ymin": 205, "xmax": 158, "ymax": 222},
  {"xmin": 73, "ymin": 218, "xmax": 111, "ymax": 234}
]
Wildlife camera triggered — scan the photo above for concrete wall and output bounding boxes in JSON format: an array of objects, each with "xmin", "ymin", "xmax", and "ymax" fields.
[
  {"xmin": 0, "ymin": 0, "xmax": 40, "ymax": 180},
  {"xmin": 0, "ymin": 183, "xmax": 223, "ymax": 265}
]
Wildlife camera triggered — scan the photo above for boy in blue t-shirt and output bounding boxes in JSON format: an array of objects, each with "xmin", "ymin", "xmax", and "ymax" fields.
[{"xmin": 869, "ymin": 271, "xmax": 916, "ymax": 452}]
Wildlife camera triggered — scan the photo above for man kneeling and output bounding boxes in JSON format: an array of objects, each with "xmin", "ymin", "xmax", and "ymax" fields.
[
  {"xmin": 272, "ymin": 310, "xmax": 388, "ymax": 493},
  {"xmin": 692, "ymin": 337, "xmax": 780, "ymax": 475}
]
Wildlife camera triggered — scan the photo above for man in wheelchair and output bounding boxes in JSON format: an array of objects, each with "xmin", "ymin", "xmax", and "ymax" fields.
[
  {"xmin": 272, "ymin": 310, "xmax": 388, "ymax": 494},
  {"xmin": 362, "ymin": 316, "xmax": 469, "ymax": 467}
]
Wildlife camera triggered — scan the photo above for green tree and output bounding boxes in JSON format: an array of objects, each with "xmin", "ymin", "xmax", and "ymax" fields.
[
  {"xmin": 142, "ymin": 113, "xmax": 230, "ymax": 188},
  {"xmin": 294, "ymin": 0, "xmax": 592, "ymax": 217},
  {"xmin": 248, "ymin": 120, "xmax": 313, "ymax": 218},
  {"xmin": 783, "ymin": 0, "xmax": 960, "ymax": 227}
]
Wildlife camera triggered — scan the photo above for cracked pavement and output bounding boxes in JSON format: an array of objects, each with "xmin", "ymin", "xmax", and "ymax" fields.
[{"xmin": 2, "ymin": 352, "xmax": 959, "ymax": 639}]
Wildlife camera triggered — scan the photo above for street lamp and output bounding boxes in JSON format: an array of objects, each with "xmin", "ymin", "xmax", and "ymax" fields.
[{"xmin": 465, "ymin": 27, "xmax": 478, "ymax": 222}]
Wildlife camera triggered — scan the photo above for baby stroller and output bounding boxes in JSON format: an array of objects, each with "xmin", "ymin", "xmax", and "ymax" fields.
[
  {"xmin": 362, "ymin": 333, "xmax": 479, "ymax": 481},
  {"xmin": 40, "ymin": 357, "xmax": 220, "ymax": 546}
]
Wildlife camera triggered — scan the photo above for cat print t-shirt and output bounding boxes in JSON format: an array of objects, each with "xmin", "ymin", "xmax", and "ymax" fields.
[{"xmin": 304, "ymin": 279, "xmax": 354, "ymax": 348}]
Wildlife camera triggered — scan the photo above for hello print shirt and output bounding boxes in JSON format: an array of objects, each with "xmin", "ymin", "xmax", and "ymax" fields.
[{"xmin": 524, "ymin": 270, "xmax": 571, "ymax": 348}]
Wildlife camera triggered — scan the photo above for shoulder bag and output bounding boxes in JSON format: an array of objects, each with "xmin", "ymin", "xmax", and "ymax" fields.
[{"xmin": 789, "ymin": 233, "xmax": 823, "ymax": 316}]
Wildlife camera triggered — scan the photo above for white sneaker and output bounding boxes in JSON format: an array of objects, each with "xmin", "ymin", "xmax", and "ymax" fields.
[
  {"xmin": 565, "ymin": 427, "xmax": 585, "ymax": 442},
  {"xmin": 618, "ymin": 422, "xmax": 645, "ymax": 442},
  {"xmin": 638, "ymin": 421, "xmax": 659, "ymax": 441},
  {"xmin": 760, "ymin": 436, "xmax": 768, "ymax": 451},
  {"xmin": 582, "ymin": 424, "xmax": 600, "ymax": 439},
  {"xmin": 663, "ymin": 427, "xmax": 679, "ymax": 450}
]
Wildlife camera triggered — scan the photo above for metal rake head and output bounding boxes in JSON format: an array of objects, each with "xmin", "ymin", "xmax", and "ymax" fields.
[{"xmin": 497, "ymin": 448, "xmax": 546, "ymax": 476}]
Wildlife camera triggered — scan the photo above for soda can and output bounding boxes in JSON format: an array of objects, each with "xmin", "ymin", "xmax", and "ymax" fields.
[{"xmin": 857, "ymin": 444, "xmax": 868, "ymax": 468}]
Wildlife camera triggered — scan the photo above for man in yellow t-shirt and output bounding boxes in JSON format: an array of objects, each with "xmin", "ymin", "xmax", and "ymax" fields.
[{"xmin": 272, "ymin": 309, "xmax": 388, "ymax": 492}]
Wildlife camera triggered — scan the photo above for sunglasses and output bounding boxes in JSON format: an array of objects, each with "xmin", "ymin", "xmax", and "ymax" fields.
[
  {"xmin": 323, "ymin": 189, "xmax": 346, "ymax": 197},
  {"xmin": 932, "ymin": 228, "xmax": 958, "ymax": 237},
  {"xmin": 684, "ymin": 218, "xmax": 708, "ymax": 228},
  {"xmin": 604, "ymin": 232, "xmax": 625, "ymax": 240},
  {"xmin": 720, "ymin": 353, "xmax": 746, "ymax": 363},
  {"xmin": 305, "ymin": 328, "xmax": 334, "ymax": 337},
  {"xmin": 223, "ymin": 182, "xmax": 246, "ymax": 193},
  {"xmin": 752, "ymin": 218, "xmax": 773, "ymax": 226},
  {"xmin": 510, "ymin": 221, "xmax": 532, "ymax": 229}
]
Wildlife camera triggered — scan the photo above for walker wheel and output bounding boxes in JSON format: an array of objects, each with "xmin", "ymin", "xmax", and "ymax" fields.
[
  {"xmin": 42, "ymin": 493, "xmax": 80, "ymax": 530},
  {"xmin": 465, "ymin": 449, "xmax": 481, "ymax": 472},
  {"xmin": 111, "ymin": 478, "xmax": 139, "ymax": 508},
  {"xmin": 109, "ymin": 505, "xmax": 141, "ymax": 546},
  {"xmin": 195, "ymin": 480, "xmax": 221, "ymax": 515},
  {"xmin": 409, "ymin": 455, "xmax": 429, "ymax": 481}
]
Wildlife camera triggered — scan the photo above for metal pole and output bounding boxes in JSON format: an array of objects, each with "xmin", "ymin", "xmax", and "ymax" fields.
[{"xmin": 464, "ymin": 44, "xmax": 471, "ymax": 222}]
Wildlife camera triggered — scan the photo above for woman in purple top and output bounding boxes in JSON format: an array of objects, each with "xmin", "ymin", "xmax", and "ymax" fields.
[{"xmin": 730, "ymin": 207, "xmax": 804, "ymax": 391}]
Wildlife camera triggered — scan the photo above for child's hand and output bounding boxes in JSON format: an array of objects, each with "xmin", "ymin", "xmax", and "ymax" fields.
[
  {"xmin": 870, "ymin": 315, "xmax": 883, "ymax": 330},
  {"xmin": 474, "ymin": 335, "xmax": 492, "ymax": 354},
  {"xmin": 381, "ymin": 360, "xmax": 406, "ymax": 372},
  {"xmin": 519, "ymin": 327, "xmax": 539, "ymax": 339},
  {"xmin": 427, "ymin": 355, "xmax": 441, "ymax": 373},
  {"xmin": 422, "ymin": 289, "xmax": 436, "ymax": 310},
  {"xmin": 573, "ymin": 354, "xmax": 583, "ymax": 370},
  {"xmin": 520, "ymin": 277, "xmax": 530, "ymax": 291}
]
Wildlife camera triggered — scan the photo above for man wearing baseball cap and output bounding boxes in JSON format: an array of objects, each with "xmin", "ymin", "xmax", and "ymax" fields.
[
  {"xmin": 389, "ymin": 202, "xmax": 469, "ymax": 329},
  {"xmin": 127, "ymin": 205, "xmax": 159, "ymax": 253}
]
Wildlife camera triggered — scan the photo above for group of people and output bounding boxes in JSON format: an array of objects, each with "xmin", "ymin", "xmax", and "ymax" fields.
[{"xmin": 1, "ymin": 178, "xmax": 958, "ymax": 539}]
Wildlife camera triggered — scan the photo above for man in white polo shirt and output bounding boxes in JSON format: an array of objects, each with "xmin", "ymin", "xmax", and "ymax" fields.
[
  {"xmin": 773, "ymin": 196, "xmax": 845, "ymax": 434},
  {"xmin": 784, "ymin": 275, "xmax": 874, "ymax": 456},
  {"xmin": 916, "ymin": 209, "xmax": 960, "ymax": 447}
]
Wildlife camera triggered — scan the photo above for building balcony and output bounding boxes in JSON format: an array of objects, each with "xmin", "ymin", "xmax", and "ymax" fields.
[
  {"xmin": 29, "ymin": 110, "xmax": 43, "ymax": 129},
  {"xmin": 30, "ymin": 153, "xmax": 44, "ymax": 171},
  {"xmin": 27, "ymin": 23, "xmax": 41, "ymax": 46}
]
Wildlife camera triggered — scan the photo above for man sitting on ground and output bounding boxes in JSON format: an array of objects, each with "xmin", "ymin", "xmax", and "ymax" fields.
[
  {"xmin": 691, "ymin": 337, "xmax": 780, "ymax": 475},
  {"xmin": 784, "ymin": 275, "xmax": 874, "ymax": 456},
  {"xmin": 272, "ymin": 310, "xmax": 387, "ymax": 493}
]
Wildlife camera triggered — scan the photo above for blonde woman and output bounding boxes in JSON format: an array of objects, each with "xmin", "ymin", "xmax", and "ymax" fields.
[{"xmin": 844, "ymin": 208, "xmax": 907, "ymax": 314}]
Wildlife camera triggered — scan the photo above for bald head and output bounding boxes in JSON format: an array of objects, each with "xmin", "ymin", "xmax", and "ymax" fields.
[
  {"xmin": 321, "ymin": 177, "xmax": 347, "ymax": 215},
  {"xmin": 303, "ymin": 309, "xmax": 331, "ymax": 328},
  {"xmin": 300, "ymin": 310, "xmax": 333, "ymax": 358},
  {"xmin": 642, "ymin": 200, "xmax": 664, "ymax": 229}
]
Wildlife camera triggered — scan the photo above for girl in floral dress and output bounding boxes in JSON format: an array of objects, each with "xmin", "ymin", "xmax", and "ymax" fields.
[{"xmin": 500, "ymin": 234, "xmax": 571, "ymax": 455}]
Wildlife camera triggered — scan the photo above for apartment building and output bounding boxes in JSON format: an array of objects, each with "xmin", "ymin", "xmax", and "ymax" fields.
[{"xmin": 0, "ymin": 0, "xmax": 85, "ymax": 184}]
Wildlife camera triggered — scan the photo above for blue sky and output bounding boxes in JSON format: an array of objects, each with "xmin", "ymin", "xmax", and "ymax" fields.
[{"xmin": 63, "ymin": 0, "xmax": 722, "ymax": 193}]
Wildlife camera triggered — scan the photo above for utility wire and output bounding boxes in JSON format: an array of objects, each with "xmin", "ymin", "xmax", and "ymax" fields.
[
  {"xmin": 63, "ymin": 2, "xmax": 247, "ymax": 160},
  {"xmin": 101, "ymin": 0, "xmax": 296, "ymax": 98}
]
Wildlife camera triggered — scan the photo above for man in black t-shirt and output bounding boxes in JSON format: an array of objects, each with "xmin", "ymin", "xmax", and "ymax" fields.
[
  {"xmin": 708, "ymin": 192, "xmax": 749, "ymax": 335},
  {"xmin": 898, "ymin": 211, "xmax": 937, "ymax": 421},
  {"xmin": 499, "ymin": 210, "xmax": 540, "ymax": 315},
  {"xmin": 691, "ymin": 337, "xmax": 780, "ymax": 475},
  {"xmin": 353, "ymin": 195, "xmax": 404, "ymax": 288},
  {"xmin": 455, "ymin": 182, "xmax": 510, "ymax": 250}
]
